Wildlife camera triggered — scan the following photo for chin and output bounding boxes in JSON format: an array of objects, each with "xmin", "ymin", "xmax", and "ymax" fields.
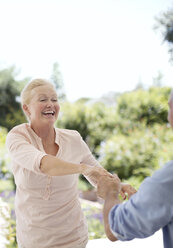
[{"xmin": 42, "ymin": 118, "xmax": 56, "ymax": 125}]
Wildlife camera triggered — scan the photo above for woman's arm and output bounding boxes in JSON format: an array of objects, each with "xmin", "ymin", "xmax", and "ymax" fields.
[
  {"xmin": 40, "ymin": 154, "xmax": 110, "ymax": 177},
  {"xmin": 40, "ymin": 154, "xmax": 89, "ymax": 176},
  {"xmin": 6, "ymin": 130, "xmax": 111, "ymax": 177}
]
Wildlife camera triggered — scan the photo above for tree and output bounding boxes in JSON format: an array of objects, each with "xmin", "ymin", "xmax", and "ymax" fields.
[
  {"xmin": 99, "ymin": 124, "xmax": 173, "ymax": 181},
  {"xmin": 154, "ymin": 6, "xmax": 173, "ymax": 61},
  {"xmin": 152, "ymin": 71, "xmax": 164, "ymax": 87},
  {"xmin": 57, "ymin": 101, "xmax": 117, "ymax": 157},
  {"xmin": 0, "ymin": 66, "xmax": 28, "ymax": 130},
  {"xmin": 50, "ymin": 62, "xmax": 66, "ymax": 100},
  {"xmin": 134, "ymin": 77, "xmax": 144, "ymax": 90},
  {"xmin": 116, "ymin": 86, "xmax": 171, "ymax": 126}
]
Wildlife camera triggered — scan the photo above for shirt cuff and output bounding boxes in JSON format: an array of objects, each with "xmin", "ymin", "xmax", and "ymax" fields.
[
  {"xmin": 33, "ymin": 152, "xmax": 47, "ymax": 174},
  {"xmin": 108, "ymin": 204, "xmax": 127, "ymax": 241}
]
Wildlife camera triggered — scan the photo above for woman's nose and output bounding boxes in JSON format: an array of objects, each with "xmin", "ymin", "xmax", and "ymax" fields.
[{"xmin": 46, "ymin": 100, "xmax": 53, "ymax": 107}]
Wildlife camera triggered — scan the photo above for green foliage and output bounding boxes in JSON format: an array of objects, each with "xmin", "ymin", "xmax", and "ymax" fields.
[
  {"xmin": 85, "ymin": 102, "xmax": 117, "ymax": 156},
  {"xmin": 0, "ymin": 127, "xmax": 11, "ymax": 179},
  {"xmin": 0, "ymin": 197, "xmax": 17, "ymax": 248},
  {"xmin": 99, "ymin": 124, "xmax": 173, "ymax": 180},
  {"xmin": 78, "ymin": 177, "xmax": 92, "ymax": 191},
  {"xmin": 0, "ymin": 127, "xmax": 15, "ymax": 192},
  {"xmin": 81, "ymin": 200, "xmax": 106, "ymax": 239},
  {"xmin": 0, "ymin": 180, "xmax": 14, "ymax": 192},
  {"xmin": 57, "ymin": 86, "xmax": 172, "ymax": 182},
  {"xmin": 6, "ymin": 219, "xmax": 17, "ymax": 248},
  {"xmin": 122, "ymin": 176, "xmax": 143, "ymax": 191},
  {"xmin": 116, "ymin": 87, "xmax": 171, "ymax": 125},
  {"xmin": 1, "ymin": 84, "xmax": 173, "ymax": 244},
  {"xmin": 0, "ymin": 66, "xmax": 28, "ymax": 130},
  {"xmin": 58, "ymin": 101, "xmax": 117, "ymax": 157},
  {"xmin": 58, "ymin": 101, "xmax": 89, "ymax": 140}
]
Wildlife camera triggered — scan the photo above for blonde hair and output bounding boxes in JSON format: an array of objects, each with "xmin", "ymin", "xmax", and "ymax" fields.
[{"xmin": 21, "ymin": 78, "xmax": 56, "ymax": 105}]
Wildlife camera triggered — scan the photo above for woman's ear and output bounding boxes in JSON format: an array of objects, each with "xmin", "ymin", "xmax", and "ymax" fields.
[{"xmin": 22, "ymin": 104, "xmax": 30, "ymax": 118}]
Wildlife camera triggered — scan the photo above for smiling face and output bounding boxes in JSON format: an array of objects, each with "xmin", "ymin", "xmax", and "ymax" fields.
[{"xmin": 23, "ymin": 84, "xmax": 60, "ymax": 128}]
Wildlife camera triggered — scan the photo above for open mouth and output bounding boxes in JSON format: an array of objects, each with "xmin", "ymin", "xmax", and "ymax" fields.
[{"xmin": 42, "ymin": 111, "xmax": 55, "ymax": 116}]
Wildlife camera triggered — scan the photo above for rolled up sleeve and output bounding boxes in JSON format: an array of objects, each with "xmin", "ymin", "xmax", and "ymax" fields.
[{"xmin": 6, "ymin": 132, "xmax": 46, "ymax": 174}]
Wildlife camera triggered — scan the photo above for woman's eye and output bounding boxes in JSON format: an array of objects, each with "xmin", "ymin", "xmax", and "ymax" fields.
[
  {"xmin": 52, "ymin": 99, "xmax": 58, "ymax": 102},
  {"xmin": 40, "ymin": 99, "xmax": 46, "ymax": 102}
]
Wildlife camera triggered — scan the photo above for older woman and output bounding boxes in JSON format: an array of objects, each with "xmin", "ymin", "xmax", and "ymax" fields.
[{"xmin": 6, "ymin": 78, "xmax": 134, "ymax": 248}]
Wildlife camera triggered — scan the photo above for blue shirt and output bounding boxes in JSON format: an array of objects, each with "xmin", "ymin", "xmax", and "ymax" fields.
[{"xmin": 109, "ymin": 160, "xmax": 173, "ymax": 248}]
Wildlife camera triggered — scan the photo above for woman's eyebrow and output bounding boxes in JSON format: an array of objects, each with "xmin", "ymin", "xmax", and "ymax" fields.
[
  {"xmin": 38, "ymin": 94, "xmax": 58, "ymax": 98},
  {"xmin": 38, "ymin": 94, "xmax": 47, "ymax": 97}
]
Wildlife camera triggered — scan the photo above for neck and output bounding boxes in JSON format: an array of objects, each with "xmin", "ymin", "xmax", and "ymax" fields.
[{"xmin": 31, "ymin": 123, "xmax": 55, "ymax": 143}]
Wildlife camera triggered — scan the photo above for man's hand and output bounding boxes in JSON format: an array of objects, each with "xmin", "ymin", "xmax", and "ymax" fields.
[
  {"xmin": 97, "ymin": 174, "xmax": 121, "ymax": 199},
  {"xmin": 97, "ymin": 174, "xmax": 137, "ymax": 200},
  {"xmin": 97, "ymin": 174, "xmax": 121, "ymax": 242},
  {"xmin": 120, "ymin": 183, "xmax": 137, "ymax": 200}
]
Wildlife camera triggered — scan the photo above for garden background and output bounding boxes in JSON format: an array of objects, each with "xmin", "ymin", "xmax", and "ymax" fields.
[
  {"xmin": 1, "ymin": 2, "xmax": 173, "ymax": 247},
  {"xmin": 0, "ymin": 65, "xmax": 172, "ymax": 247}
]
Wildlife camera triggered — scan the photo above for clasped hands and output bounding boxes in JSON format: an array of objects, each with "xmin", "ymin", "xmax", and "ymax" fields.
[{"xmin": 83, "ymin": 165, "xmax": 136, "ymax": 200}]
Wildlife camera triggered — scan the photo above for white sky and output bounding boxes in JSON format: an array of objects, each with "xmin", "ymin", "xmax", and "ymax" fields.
[{"xmin": 0, "ymin": 0, "xmax": 173, "ymax": 101}]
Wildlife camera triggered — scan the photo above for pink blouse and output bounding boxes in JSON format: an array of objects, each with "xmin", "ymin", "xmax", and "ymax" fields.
[{"xmin": 6, "ymin": 123, "xmax": 100, "ymax": 248}]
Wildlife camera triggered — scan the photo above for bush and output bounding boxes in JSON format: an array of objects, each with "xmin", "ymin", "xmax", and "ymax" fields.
[
  {"xmin": 58, "ymin": 101, "xmax": 117, "ymax": 157},
  {"xmin": 81, "ymin": 200, "xmax": 106, "ymax": 239},
  {"xmin": 116, "ymin": 86, "xmax": 171, "ymax": 125},
  {"xmin": 0, "ymin": 127, "xmax": 15, "ymax": 192},
  {"xmin": 0, "ymin": 197, "xmax": 17, "ymax": 248},
  {"xmin": 99, "ymin": 124, "xmax": 173, "ymax": 180},
  {"xmin": 0, "ymin": 127, "xmax": 12, "ymax": 180}
]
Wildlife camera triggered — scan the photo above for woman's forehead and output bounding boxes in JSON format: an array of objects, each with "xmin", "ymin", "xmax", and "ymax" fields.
[{"xmin": 31, "ymin": 85, "xmax": 57, "ymax": 96}]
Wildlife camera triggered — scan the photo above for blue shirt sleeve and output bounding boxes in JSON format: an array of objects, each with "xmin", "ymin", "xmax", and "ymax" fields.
[{"xmin": 109, "ymin": 161, "xmax": 173, "ymax": 241}]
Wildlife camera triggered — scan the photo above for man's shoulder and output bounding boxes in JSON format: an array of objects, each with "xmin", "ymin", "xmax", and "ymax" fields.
[{"xmin": 139, "ymin": 160, "xmax": 173, "ymax": 199}]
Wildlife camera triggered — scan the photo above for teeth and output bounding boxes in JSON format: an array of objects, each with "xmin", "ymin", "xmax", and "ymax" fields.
[
  {"xmin": 43, "ymin": 111, "xmax": 55, "ymax": 115},
  {"xmin": 44, "ymin": 111, "xmax": 54, "ymax": 114}
]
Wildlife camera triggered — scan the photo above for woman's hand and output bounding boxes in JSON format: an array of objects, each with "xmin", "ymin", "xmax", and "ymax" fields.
[
  {"xmin": 97, "ymin": 174, "xmax": 121, "ymax": 199},
  {"xmin": 82, "ymin": 165, "xmax": 137, "ymax": 199},
  {"xmin": 82, "ymin": 164, "xmax": 114, "ymax": 187}
]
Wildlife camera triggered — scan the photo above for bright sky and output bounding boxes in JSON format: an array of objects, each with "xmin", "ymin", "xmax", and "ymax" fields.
[{"xmin": 0, "ymin": 0, "xmax": 173, "ymax": 101}]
